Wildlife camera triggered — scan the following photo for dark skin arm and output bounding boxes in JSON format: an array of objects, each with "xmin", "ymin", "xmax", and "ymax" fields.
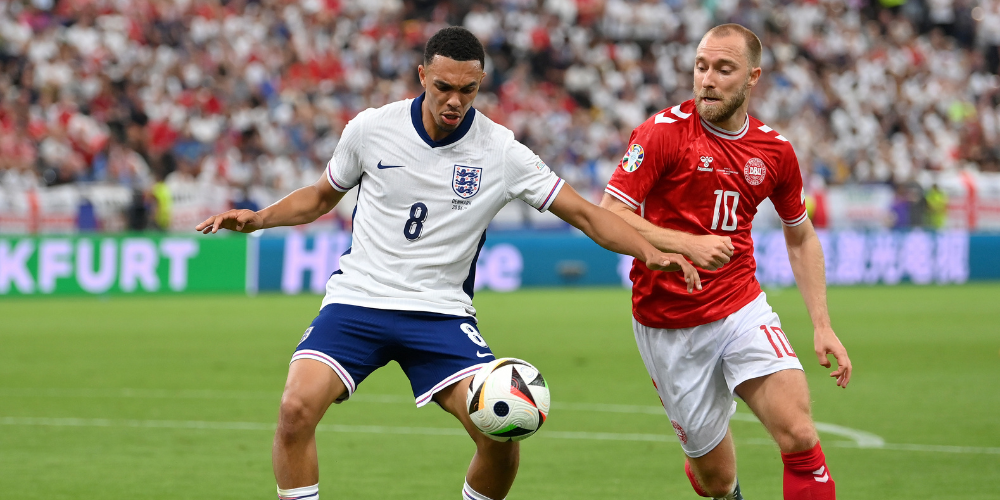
[
  {"xmin": 600, "ymin": 194, "xmax": 735, "ymax": 271},
  {"xmin": 195, "ymin": 175, "xmax": 346, "ymax": 234},
  {"xmin": 549, "ymin": 184, "xmax": 701, "ymax": 292}
]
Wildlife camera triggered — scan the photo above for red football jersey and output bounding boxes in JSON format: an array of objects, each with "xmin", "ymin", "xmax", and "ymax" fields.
[{"xmin": 606, "ymin": 100, "xmax": 807, "ymax": 329}]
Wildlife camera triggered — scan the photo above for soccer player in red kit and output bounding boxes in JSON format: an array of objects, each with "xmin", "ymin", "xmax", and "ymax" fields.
[{"xmin": 600, "ymin": 24, "xmax": 852, "ymax": 500}]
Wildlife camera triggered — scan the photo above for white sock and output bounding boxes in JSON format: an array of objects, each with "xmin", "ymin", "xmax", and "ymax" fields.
[
  {"xmin": 462, "ymin": 480, "xmax": 504, "ymax": 500},
  {"xmin": 277, "ymin": 483, "xmax": 318, "ymax": 500}
]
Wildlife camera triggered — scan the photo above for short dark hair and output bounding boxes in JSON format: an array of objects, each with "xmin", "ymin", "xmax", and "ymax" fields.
[
  {"xmin": 704, "ymin": 24, "xmax": 762, "ymax": 68},
  {"xmin": 423, "ymin": 26, "xmax": 485, "ymax": 69}
]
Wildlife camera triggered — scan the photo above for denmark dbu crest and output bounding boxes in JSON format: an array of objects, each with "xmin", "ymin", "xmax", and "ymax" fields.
[{"xmin": 453, "ymin": 165, "xmax": 482, "ymax": 199}]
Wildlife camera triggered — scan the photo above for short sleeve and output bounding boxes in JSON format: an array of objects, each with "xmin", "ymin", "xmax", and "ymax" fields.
[
  {"xmin": 604, "ymin": 123, "xmax": 670, "ymax": 210},
  {"xmin": 770, "ymin": 149, "xmax": 808, "ymax": 226},
  {"xmin": 325, "ymin": 111, "xmax": 368, "ymax": 192},
  {"xmin": 503, "ymin": 139, "xmax": 565, "ymax": 212}
]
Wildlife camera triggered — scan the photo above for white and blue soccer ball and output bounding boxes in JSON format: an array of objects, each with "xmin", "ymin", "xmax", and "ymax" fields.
[{"xmin": 466, "ymin": 358, "xmax": 550, "ymax": 442}]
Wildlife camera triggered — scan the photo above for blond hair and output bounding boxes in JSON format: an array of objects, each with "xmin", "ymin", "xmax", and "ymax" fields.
[{"xmin": 703, "ymin": 24, "xmax": 762, "ymax": 68}]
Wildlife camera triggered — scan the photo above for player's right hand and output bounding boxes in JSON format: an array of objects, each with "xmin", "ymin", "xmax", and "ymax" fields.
[
  {"xmin": 645, "ymin": 252, "xmax": 702, "ymax": 293},
  {"xmin": 684, "ymin": 234, "xmax": 734, "ymax": 271},
  {"xmin": 195, "ymin": 209, "xmax": 264, "ymax": 234}
]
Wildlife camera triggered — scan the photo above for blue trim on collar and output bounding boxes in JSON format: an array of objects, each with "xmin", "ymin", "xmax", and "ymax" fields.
[{"xmin": 410, "ymin": 93, "xmax": 476, "ymax": 148}]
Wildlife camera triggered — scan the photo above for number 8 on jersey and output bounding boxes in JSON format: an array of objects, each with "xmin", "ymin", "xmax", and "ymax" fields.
[{"xmin": 404, "ymin": 202, "xmax": 428, "ymax": 241}]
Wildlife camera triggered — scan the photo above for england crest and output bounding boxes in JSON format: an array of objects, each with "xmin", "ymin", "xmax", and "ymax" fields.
[{"xmin": 453, "ymin": 165, "xmax": 482, "ymax": 199}]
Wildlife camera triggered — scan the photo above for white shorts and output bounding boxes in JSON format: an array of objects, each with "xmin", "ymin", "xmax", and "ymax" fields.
[{"xmin": 633, "ymin": 292, "xmax": 803, "ymax": 457}]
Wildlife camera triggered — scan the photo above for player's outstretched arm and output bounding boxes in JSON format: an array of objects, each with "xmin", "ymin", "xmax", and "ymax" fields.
[
  {"xmin": 783, "ymin": 219, "xmax": 852, "ymax": 388},
  {"xmin": 550, "ymin": 184, "xmax": 701, "ymax": 292},
  {"xmin": 599, "ymin": 194, "xmax": 734, "ymax": 271},
  {"xmin": 196, "ymin": 175, "xmax": 347, "ymax": 234}
]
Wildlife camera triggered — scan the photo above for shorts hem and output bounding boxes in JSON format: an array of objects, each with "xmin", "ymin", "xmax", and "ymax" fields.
[
  {"xmin": 414, "ymin": 363, "xmax": 487, "ymax": 408},
  {"xmin": 681, "ymin": 402, "xmax": 738, "ymax": 458},
  {"xmin": 727, "ymin": 363, "xmax": 804, "ymax": 396},
  {"xmin": 291, "ymin": 350, "xmax": 358, "ymax": 402}
]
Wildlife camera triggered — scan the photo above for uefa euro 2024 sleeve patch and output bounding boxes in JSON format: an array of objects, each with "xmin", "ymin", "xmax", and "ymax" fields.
[{"xmin": 621, "ymin": 144, "xmax": 644, "ymax": 172}]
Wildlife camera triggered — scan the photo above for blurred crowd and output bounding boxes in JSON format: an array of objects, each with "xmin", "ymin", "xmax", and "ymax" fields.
[{"xmin": 0, "ymin": 0, "xmax": 997, "ymax": 230}]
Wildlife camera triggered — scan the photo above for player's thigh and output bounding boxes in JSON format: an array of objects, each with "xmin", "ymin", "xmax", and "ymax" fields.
[
  {"xmin": 433, "ymin": 375, "xmax": 479, "ymax": 436},
  {"xmin": 719, "ymin": 293, "xmax": 808, "ymax": 422},
  {"xmin": 393, "ymin": 312, "xmax": 496, "ymax": 407},
  {"xmin": 719, "ymin": 294, "xmax": 804, "ymax": 385},
  {"xmin": 633, "ymin": 318, "xmax": 735, "ymax": 458},
  {"xmin": 735, "ymin": 368, "xmax": 817, "ymax": 452},
  {"xmin": 280, "ymin": 358, "xmax": 348, "ymax": 425},
  {"xmin": 292, "ymin": 303, "xmax": 399, "ymax": 403}
]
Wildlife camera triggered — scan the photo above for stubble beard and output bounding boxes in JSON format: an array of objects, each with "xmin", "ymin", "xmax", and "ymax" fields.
[{"xmin": 694, "ymin": 77, "xmax": 750, "ymax": 124}]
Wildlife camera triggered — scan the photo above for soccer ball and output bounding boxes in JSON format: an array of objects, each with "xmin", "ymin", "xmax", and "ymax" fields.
[{"xmin": 466, "ymin": 358, "xmax": 550, "ymax": 442}]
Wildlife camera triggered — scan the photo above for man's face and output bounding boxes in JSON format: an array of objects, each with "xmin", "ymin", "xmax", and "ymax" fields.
[
  {"xmin": 418, "ymin": 56, "xmax": 485, "ymax": 134},
  {"xmin": 692, "ymin": 34, "xmax": 760, "ymax": 123}
]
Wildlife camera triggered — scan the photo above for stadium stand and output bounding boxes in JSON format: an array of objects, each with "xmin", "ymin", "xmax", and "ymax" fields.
[{"xmin": 0, "ymin": 0, "xmax": 997, "ymax": 232}]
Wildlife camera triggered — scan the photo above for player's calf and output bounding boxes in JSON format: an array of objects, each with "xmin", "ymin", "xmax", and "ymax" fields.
[
  {"xmin": 463, "ymin": 428, "xmax": 519, "ymax": 499},
  {"xmin": 472, "ymin": 434, "xmax": 519, "ymax": 469},
  {"xmin": 273, "ymin": 393, "xmax": 325, "ymax": 489},
  {"xmin": 684, "ymin": 429, "xmax": 739, "ymax": 498},
  {"xmin": 434, "ymin": 377, "xmax": 520, "ymax": 500},
  {"xmin": 686, "ymin": 459, "xmax": 742, "ymax": 499},
  {"xmin": 273, "ymin": 359, "xmax": 347, "ymax": 491}
]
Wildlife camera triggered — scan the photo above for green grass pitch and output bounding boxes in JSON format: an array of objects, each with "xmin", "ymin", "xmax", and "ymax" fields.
[{"xmin": 1, "ymin": 284, "xmax": 998, "ymax": 499}]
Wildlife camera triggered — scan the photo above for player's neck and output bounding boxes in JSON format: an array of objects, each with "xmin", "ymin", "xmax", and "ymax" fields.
[{"xmin": 706, "ymin": 106, "xmax": 749, "ymax": 133}]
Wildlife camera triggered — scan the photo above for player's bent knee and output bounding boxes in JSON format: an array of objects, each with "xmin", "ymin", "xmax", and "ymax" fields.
[
  {"xmin": 775, "ymin": 422, "xmax": 819, "ymax": 453},
  {"xmin": 276, "ymin": 394, "xmax": 321, "ymax": 440}
]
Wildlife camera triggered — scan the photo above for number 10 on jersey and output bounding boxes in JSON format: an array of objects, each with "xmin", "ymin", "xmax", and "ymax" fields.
[{"xmin": 711, "ymin": 190, "xmax": 739, "ymax": 231}]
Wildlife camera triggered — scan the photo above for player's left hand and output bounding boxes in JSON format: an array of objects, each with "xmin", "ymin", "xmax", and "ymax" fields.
[
  {"xmin": 644, "ymin": 252, "xmax": 702, "ymax": 293},
  {"xmin": 814, "ymin": 327, "xmax": 851, "ymax": 388},
  {"xmin": 195, "ymin": 209, "xmax": 264, "ymax": 234}
]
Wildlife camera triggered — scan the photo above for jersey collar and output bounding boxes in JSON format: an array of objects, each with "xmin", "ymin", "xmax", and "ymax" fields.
[
  {"xmin": 700, "ymin": 114, "xmax": 749, "ymax": 141},
  {"xmin": 410, "ymin": 93, "xmax": 477, "ymax": 148}
]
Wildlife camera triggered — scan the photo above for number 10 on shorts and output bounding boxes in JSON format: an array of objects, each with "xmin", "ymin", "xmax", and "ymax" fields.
[{"xmin": 760, "ymin": 325, "xmax": 796, "ymax": 358}]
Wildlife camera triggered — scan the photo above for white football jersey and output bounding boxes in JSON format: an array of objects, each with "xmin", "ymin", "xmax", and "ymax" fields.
[{"xmin": 321, "ymin": 94, "xmax": 565, "ymax": 318}]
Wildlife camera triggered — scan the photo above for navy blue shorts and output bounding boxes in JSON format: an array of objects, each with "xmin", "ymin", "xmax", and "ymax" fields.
[{"xmin": 291, "ymin": 303, "xmax": 496, "ymax": 407}]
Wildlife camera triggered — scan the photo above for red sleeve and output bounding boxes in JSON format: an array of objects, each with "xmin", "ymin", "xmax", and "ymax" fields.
[
  {"xmin": 770, "ymin": 147, "xmax": 808, "ymax": 226},
  {"xmin": 604, "ymin": 122, "xmax": 672, "ymax": 210}
]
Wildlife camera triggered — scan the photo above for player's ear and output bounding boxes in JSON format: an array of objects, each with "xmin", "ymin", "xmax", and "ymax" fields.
[
  {"xmin": 748, "ymin": 67, "xmax": 762, "ymax": 88},
  {"xmin": 418, "ymin": 64, "xmax": 427, "ymax": 88}
]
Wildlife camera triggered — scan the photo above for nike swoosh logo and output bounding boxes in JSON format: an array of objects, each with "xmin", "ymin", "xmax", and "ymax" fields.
[
  {"xmin": 476, "ymin": 351, "xmax": 494, "ymax": 358},
  {"xmin": 377, "ymin": 160, "xmax": 405, "ymax": 169}
]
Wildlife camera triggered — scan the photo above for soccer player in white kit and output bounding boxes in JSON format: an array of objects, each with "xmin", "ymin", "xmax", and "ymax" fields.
[{"xmin": 196, "ymin": 27, "xmax": 699, "ymax": 500}]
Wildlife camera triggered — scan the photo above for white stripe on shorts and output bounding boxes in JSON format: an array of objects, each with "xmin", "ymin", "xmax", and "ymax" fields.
[
  {"xmin": 414, "ymin": 364, "xmax": 486, "ymax": 407},
  {"xmin": 291, "ymin": 350, "xmax": 357, "ymax": 398}
]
